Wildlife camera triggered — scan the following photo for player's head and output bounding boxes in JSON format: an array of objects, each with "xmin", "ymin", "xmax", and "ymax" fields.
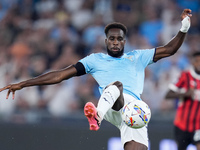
[
  {"xmin": 192, "ymin": 52, "xmax": 200, "ymax": 74},
  {"xmin": 104, "ymin": 22, "xmax": 127, "ymax": 57}
]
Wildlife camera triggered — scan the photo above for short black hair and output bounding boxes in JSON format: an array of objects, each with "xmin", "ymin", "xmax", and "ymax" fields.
[
  {"xmin": 192, "ymin": 51, "xmax": 200, "ymax": 57},
  {"xmin": 104, "ymin": 22, "xmax": 127, "ymax": 36}
]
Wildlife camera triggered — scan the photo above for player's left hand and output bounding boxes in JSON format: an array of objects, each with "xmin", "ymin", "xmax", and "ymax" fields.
[
  {"xmin": 0, "ymin": 83, "xmax": 22, "ymax": 99},
  {"xmin": 181, "ymin": 9, "xmax": 192, "ymax": 20}
]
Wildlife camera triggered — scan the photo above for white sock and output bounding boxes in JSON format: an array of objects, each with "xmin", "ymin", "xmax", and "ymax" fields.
[{"xmin": 97, "ymin": 85, "xmax": 120, "ymax": 120}]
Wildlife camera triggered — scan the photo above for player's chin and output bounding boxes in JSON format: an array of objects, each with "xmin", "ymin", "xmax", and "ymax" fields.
[
  {"xmin": 107, "ymin": 48, "xmax": 124, "ymax": 57},
  {"xmin": 110, "ymin": 50, "xmax": 121, "ymax": 56},
  {"xmin": 195, "ymin": 70, "xmax": 200, "ymax": 75},
  {"xmin": 194, "ymin": 67, "xmax": 200, "ymax": 74},
  {"xmin": 111, "ymin": 52, "xmax": 123, "ymax": 58}
]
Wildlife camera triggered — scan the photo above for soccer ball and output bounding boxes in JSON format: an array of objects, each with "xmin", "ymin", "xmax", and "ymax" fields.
[{"xmin": 121, "ymin": 100, "xmax": 151, "ymax": 129}]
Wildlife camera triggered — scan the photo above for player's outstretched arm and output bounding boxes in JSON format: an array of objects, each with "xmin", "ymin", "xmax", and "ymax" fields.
[
  {"xmin": 0, "ymin": 65, "xmax": 77, "ymax": 99},
  {"xmin": 165, "ymin": 89, "xmax": 194, "ymax": 99},
  {"xmin": 154, "ymin": 9, "xmax": 192, "ymax": 62}
]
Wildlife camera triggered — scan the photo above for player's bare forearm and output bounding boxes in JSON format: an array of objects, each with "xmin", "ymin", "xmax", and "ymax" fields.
[
  {"xmin": 153, "ymin": 9, "xmax": 191, "ymax": 62},
  {"xmin": 154, "ymin": 31, "xmax": 186, "ymax": 61},
  {"xmin": 164, "ymin": 31, "xmax": 186, "ymax": 54},
  {"xmin": 165, "ymin": 89, "xmax": 194, "ymax": 99},
  {"xmin": 0, "ymin": 65, "xmax": 77, "ymax": 99},
  {"xmin": 165, "ymin": 90, "xmax": 183, "ymax": 99},
  {"xmin": 20, "ymin": 65, "xmax": 77, "ymax": 87},
  {"xmin": 164, "ymin": 31, "xmax": 186, "ymax": 55}
]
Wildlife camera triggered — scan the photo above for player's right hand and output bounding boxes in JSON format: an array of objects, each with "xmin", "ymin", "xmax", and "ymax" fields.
[
  {"xmin": 181, "ymin": 9, "xmax": 192, "ymax": 20},
  {"xmin": 0, "ymin": 83, "xmax": 22, "ymax": 99},
  {"xmin": 184, "ymin": 89, "xmax": 194, "ymax": 98}
]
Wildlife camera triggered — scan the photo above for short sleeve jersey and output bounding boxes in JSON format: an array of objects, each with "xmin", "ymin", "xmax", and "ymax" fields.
[{"xmin": 79, "ymin": 49, "xmax": 155, "ymax": 99}]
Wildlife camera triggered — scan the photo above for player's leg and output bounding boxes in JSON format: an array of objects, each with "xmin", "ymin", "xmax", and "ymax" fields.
[
  {"xmin": 196, "ymin": 143, "xmax": 200, "ymax": 150},
  {"xmin": 84, "ymin": 81, "xmax": 123, "ymax": 130},
  {"xmin": 174, "ymin": 126, "xmax": 190, "ymax": 150},
  {"xmin": 97, "ymin": 81, "xmax": 124, "ymax": 119},
  {"xmin": 124, "ymin": 140, "xmax": 147, "ymax": 150},
  {"xmin": 111, "ymin": 81, "xmax": 124, "ymax": 111},
  {"xmin": 193, "ymin": 130, "xmax": 200, "ymax": 150}
]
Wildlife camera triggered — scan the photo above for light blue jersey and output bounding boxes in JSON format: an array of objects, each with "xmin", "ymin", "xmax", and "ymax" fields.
[{"xmin": 79, "ymin": 49, "xmax": 155, "ymax": 100}]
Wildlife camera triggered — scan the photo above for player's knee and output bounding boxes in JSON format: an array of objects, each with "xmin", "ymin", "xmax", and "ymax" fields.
[
  {"xmin": 105, "ymin": 81, "xmax": 123, "ymax": 92},
  {"xmin": 113, "ymin": 81, "xmax": 123, "ymax": 91},
  {"xmin": 124, "ymin": 141, "xmax": 148, "ymax": 150}
]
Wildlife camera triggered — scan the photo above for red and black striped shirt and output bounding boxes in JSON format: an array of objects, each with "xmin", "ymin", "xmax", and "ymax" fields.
[{"xmin": 169, "ymin": 67, "xmax": 200, "ymax": 132}]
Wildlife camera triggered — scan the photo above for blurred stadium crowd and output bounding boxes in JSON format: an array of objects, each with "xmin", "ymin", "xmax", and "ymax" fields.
[{"xmin": 0, "ymin": 0, "xmax": 199, "ymax": 123}]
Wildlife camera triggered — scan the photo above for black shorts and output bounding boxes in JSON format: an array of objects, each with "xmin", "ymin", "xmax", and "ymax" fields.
[{"xmin": 174, "ymin": 126, "xmax": 200, "ymax": 150}]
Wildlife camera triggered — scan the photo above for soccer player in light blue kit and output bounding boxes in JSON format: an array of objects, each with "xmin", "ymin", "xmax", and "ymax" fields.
[{"xmin": 0, "ymin": 9, "xmax": 192, "ymax": 150}]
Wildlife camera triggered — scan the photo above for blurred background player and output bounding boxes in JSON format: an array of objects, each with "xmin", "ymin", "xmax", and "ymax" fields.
[{"xmin": 165, "ymin": 52, "xmax": 200, "ymax": 150}]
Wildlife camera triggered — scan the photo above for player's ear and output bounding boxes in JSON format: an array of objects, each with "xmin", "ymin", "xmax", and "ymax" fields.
[{"xmin": 105, "ymin": 38, "xmax": 108, "ymax": 45}]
